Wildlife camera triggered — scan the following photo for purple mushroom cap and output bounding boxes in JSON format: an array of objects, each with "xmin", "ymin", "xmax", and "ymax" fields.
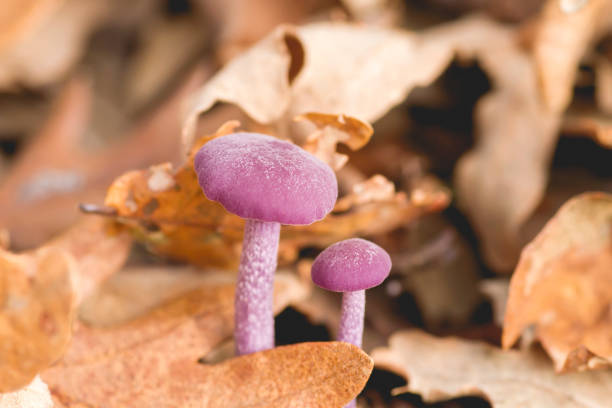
[
  {"xmin": 194, "ymin": 132, "xmax": 338, "ymax": 225},
  {"xmin": 311, "ymin": 238, "xmax": 391, "ymax": 292}
]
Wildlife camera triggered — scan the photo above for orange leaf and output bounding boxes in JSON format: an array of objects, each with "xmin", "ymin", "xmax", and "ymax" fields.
[{"xmin": 503, "ymin": 192, "xmax": 612, "ymax": 372}]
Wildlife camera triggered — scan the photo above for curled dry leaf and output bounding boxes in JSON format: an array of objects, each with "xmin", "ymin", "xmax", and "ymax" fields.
[
  {"xmin": 334, "ymin": 174, "xmax": 395, "ymax": 211},
  {"xmin": 0, "ymin": 216, "xmax": 130, "ymax": 392},
  {"xmin": 0, "ymin": 0, "xmax": 109, "ymax": 89},
  {"xmin": 297, "ymin": 112, "xmax": 373, "ymax": 171},
  {"xmin": 503, "ymin": 192, "xmax": 612, "ymax": 372},
  {"xmin": 47, "ymin": 341, "xmax": 372, "ymax": 408},
  {"xmin": 104, "ymin": 122, "xmax": 449, "ymax": 268},
  {"xmin": 532, "ymin": 0, "xmax": 612, "ymax": 113},
  {"xmin": 0, "ymin": 376, "xmax": 53, "ymax": 408},
  {"xmin": 372, "ymin": 330, "xmax": 612, "ymax": 408},
  {"xmin": 182, "ymin": 21, "xmax": 453, "ymax": 147},
  {"xmin": 439, "ymin": 16, "xmax": 561, "ymax": 271}
]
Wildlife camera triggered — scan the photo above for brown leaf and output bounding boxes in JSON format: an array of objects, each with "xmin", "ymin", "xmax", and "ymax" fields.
[
  {"xmin": 46, "ymin": 341, "xmax": 372, "ymax": 408},
  {"xmin": 104, "ymin": 122, "xmax": 449, "ymax": 268},
  {"xmin": 0, "ymin": 216, "xmax": 130, "ymax": 392},
  {"xmin": 0, "ymin": 376, "xmax": 53, "ymax": 408},
  {"xmin": 532, "ymin": 0, "xmax": 612, "ymax": 113},
  {"xmin": 503, "ymin": 192, "xmax": 612, "ymax": 372},
  {"xmin": 0, "ymin": 65, "xmax": 206, "ymax": 249},
  {"xmin": 297, "ymin": 112, "xmax": 373, "ymax": 170},
  {"xmin": 562, "ymin": 108, "xmax": 612, "ymax": 148},
  {"xmin": 182, "ymin": 22, "xmax": 453, "ymax": 147},
  {"xmin": 0, "ymin": 0, "xmax": 109, "ymax": 89},
  {"xmin": 595, "ymin": 55, "xmax": 612, "ymax": 114},
  {"xmin": 372, "ymin": 330, "xmax": 612, "ymax": 408},
  {"xmin": 43, "ymin": 272, "xmax": 357, "ymax": 408}
]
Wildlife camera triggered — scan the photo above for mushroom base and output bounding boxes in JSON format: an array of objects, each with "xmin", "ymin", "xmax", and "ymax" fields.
[{"xmin": 235, "ymin": 219, "xmax": 280, "ymax": 355}]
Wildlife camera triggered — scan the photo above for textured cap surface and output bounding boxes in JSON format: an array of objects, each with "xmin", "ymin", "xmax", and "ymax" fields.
[
  {"xmin": 311, "ymin": 238, "xmax": 391, "ymax": 292},
  {"xmin": 194, "ymin": 132, "xmax": 338, "ymax": 225}
]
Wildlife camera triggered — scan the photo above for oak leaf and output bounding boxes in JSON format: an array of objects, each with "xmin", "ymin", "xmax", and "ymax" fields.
[
  {"xmin": 503, "ymin": 192, "xmax": 612, "ymax": 372},
  {"xmin": 372, "ymin": 330, "xmax": 612, "ymax": 408}
]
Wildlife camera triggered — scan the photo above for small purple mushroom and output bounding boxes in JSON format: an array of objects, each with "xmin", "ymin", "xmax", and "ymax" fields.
[
  {"xmin": 311, "ymin": 238, "xmax": 391, "ymax": 347},
  {"xmin": 194, "ymin": 132, "xmax": 337, "ymax": 355},
  {"xmin": 311, "ymin": 238, "xmax": 390, "ymax": 408}
]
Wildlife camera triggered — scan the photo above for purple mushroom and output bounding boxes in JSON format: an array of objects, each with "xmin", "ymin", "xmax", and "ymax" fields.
[
  {"xmin": 311, "ymin": 238, "xmax": 391, "ymax": 347},
  {"xmin": 194, "ymin": 132, "xmax": 337, "ymax": 355}
]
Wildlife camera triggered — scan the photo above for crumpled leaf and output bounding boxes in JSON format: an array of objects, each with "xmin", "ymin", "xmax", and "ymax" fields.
[
  {"xmin": 0, "ymin": 376, "xmax": 53, "ymax": 408},
  {"xmin": 532, "ymin": 0, "xmax": 612, "ymax": 113},
  {"xmin": 0, "ymin": 0, "xmax": 109, "ymax": 89},
  {"xmin": 42, "ymin": 272, "xmax": 357, "ymax": 407},
  {"xmin": 372, "ymin": 330, "xmax": 612, "ymax": 408},
  {"xmin": 0, "ymin": 66, "xmax": 205, "ymax": 249},
  {"xmin": 0, "ymin": 216, "xmax": 131, "ymax": 392},
  {"xmin": 183, "ymin": 21, "xmax": 453, "ymax": 147},
  {"xmin": 103, "ymin": 122, "xmax": 449, "ymax": 268},
  {"xmin": 297, "ymin": 112, "xmax": 373, "ymax": 171},
  {"xmin": 502, "ymin": 192, "xmax": 612, "ymax": 372},
  {"xmin": 47, "ymin": 341, "xmax": 372, "ymax": 408}
]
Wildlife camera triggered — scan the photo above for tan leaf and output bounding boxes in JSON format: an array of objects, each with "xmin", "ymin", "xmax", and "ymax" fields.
[
  {"xmin": 183, "ymin": 22, "xmax": 453, "ymax": 147},
  {"xmin": 562, "ymin": 109, "xmax": 612, "ymax": 148},
  {"xmin": 595, "ymin": 56, "xmax": 612, "ymax": 114},
  {"xmin": 46, "ymin": 341, "xmax": 372, "ymax": 408},
  {"xmin": 0, "ymin": 0, "xmax": 109, "ymax": 89},
  {"xmin": 372, "ymin": 330, "xmax": 612, "ymax": 408},
  {"xmin": 532, "ymin": 0, "xmax": 612, "ymax": 112},
  {"xmin": 0, "ymin": 376, "xmax": 53, "ymax": 408},
  {"xmin": 0, "ymin": 217, "xmax": 130, "ymax": 392},
  {"xmin": 479, "ymin": 278, "xmax": 509, "ymax": 327},
  {"xmin": 104, "ymin": 122, "xmax": 449, "ymax": 268},
  {"xmin": 334, "ymin": 175, "xmax": 396, "ymax": 212},
  {"xmin": 297, "ymin": 112, "xmax": 373, "ymax": 170},
  {"xmin": 503, "ymin": 192, "xmax": 612, "ymax": 372},
  {"xmin": 0, "ymin": 246, "xmax": 75, "ymax": 392},
  {"xmin": 0, "ymin": 0, "xmax": 64, "ymax": 53}
]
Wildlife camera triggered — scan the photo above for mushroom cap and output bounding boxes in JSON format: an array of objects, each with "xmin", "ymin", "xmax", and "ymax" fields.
[
  {"xmin": 194, "ymin": 132, "xmax": 338, "ymax": 225},
  {"xmin": 311, "ymin": 238, "xmax": 391, "ymax": 292}
]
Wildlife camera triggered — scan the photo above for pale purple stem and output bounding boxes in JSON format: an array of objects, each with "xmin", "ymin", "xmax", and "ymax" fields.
[
  {"xmin": 338, "ymin": 290, "xmax": 365, "ymax": 408},
  {"xmin": 235, "ymin": 219, "xmax": 280, "ymax": 355},
  {"xmin": 338, "ymin": 290, "xmax": 365, "ymax": 348}
]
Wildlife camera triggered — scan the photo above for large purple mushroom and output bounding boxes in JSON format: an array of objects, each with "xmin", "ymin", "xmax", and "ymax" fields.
[{"xmin": 194, "ymin": 132, "xmax": 337, "ymax": 355}]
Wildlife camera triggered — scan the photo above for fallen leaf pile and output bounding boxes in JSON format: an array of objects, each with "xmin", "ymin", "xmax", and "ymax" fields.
[{"xmin": 2, "ymin": 0, "xmax": 612, "ymax": 406}]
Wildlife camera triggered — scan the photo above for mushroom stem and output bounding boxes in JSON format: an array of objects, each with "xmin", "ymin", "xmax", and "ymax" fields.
[
  {"xmin": 235, "ymin": 219, "xmax": 280, "ymax": 355},
  {"xmin": 338, "ymin": 290, "xmax": 365, "ymax": 348}
]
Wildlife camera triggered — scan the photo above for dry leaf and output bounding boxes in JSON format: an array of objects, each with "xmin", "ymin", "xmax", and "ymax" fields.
[
  {"xmin": 0, "ymin": 376, "xmax": 53, "ymax": 408},
  {"xmin": 46, "ymin": 341, "xmax": 372, "ymax": 408},
  {"xmin": 335, "ymin": 175, "xmax": 396, "ymax": 211},
  {"xmin": 0, "ymin": 66, "xmax": 206, "ymax": 249},
  {"xmin": 503, "ymin": 192, "xmax": 612, "ymax": 372},
  {"xmin": 532, "ymin": 0, "xmax": 612, "ymax": 112},
  {"xmin": 183, "ymin": 21, "xmax": 453, "ymax": 147},
  {"xmin": 297, "ymin": 112, "xmax": 373, "ymax": 171},
  {"xmin": 563, "ymin": 108, "xmax": 612, "ymax": 148},
  {"xmin": 372, "ymin": 330, "xmax": 612, "ymax": 408},
  {"xmin": 0, "ymin": 0, "xmax": 64, "ymax": 53},
  {"xmin": 0, "ymin": 216, "xmax": 130, "ymax": 392},
  {"xmin": 595, "ymin": 56, "xmax": 612, "ymax": 114},
  {"xmin": 0, "ymin": 0, "xmax": 108, "ymax": 89},
  {"xmin": 43, "ymin": 272, "xmax": 357, "ymax": 407},
  {"xmin": 103, "ymin": 122, "xmax": 448, "ymax": 268},
  {"xmin": 0, "ymin": 246, "xmax": 75, "ymax": 392},
  {"xmin": 479, "ymin": 278, "xmax": 509, "ymax": 327}
]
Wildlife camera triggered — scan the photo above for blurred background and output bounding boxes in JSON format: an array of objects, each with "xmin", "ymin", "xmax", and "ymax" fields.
[{"xmin": 2, "ymin": 0, "xmax": 612, "ymax": 406}]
